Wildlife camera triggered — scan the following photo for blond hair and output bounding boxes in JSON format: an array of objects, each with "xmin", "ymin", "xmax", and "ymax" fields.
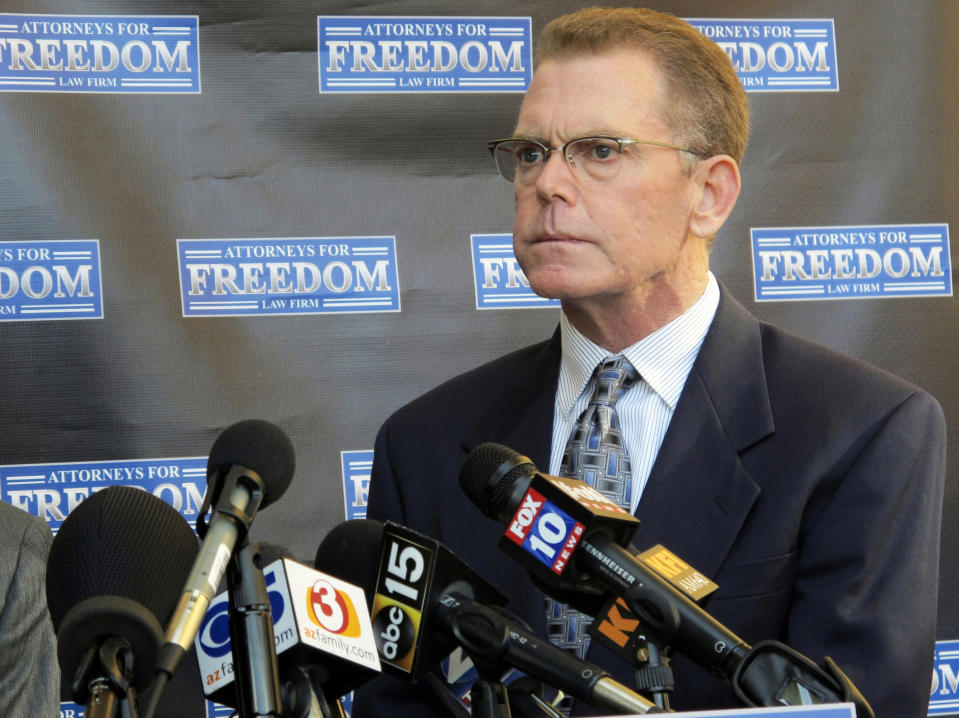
[{"xmin": 536, "ymin": 7, "xmax": 749, "ymax": 166}]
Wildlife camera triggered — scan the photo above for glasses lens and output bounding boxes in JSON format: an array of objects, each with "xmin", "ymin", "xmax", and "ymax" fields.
[
  {"xmin": 567, "ymin": 138, "xmax": 623, "ymax": 181},
  {"xmin": 493, "ymin": 140, "xmax": 546, "ymax": 183},
  {"xmin": 490, "ymin": 138, "xmax": 626, "ymax": 183}
]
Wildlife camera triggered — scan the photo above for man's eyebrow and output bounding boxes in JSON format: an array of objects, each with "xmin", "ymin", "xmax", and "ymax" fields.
[
  {"xmin": 509, "ymin": 130, "xmax": 629, "ymax": 143},
  {"xmin": 509, "ymin": 131, "xmax": 546, "ymax": 142},
  {"xmin": 582, "ymin": 128, "xmax": 632, "ymax": 138}
]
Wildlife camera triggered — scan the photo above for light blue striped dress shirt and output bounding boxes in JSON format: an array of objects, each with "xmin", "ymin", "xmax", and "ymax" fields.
[{"xmin": 549, "ymin": 272, "xmax": 720, "ymax": 513}]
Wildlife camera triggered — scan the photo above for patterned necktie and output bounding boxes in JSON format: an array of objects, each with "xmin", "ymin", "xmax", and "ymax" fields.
[{"xmin": 546, "ymin": 356, "xmax": 638, "ymax": 662}]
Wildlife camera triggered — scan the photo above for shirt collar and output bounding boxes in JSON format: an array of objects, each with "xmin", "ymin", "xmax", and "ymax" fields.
[{"xmin": 558, "ymin": 272, "xmax": 720, "ymax": 414}]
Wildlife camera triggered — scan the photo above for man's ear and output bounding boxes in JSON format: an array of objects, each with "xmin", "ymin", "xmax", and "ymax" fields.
[{"xmin": 689, "ymin": 154, "xmax": 741, "ymax": 239}]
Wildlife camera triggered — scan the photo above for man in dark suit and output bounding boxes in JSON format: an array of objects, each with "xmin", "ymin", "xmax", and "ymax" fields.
[{"xmin": 357, "ymin": 7, "xmax": 946, "ymax": 717}]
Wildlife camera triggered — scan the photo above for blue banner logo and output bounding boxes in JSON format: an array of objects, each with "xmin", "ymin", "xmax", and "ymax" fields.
[
  {"xmin": 932, "ymin": 640, "xmax": 959, "ymax": 715},
  {"xmin": 752, "ymin": 224, "xmax": 951, "ymax": 301},
  {"xmin": 471, "ymin": 234, "xmax": 560, "ymax": 310},
  {"xmin": 687, "ymin": 19, "xmax": 838, "ymax": 92},
  {"xmin": 1, "ymin": 457, "xmax": 207, "ymax": 535},
  {"xmin": 0, "ymin": 14, "xmax": 200, "ymax": 93},
  {"xmin": 178, "ymin": 237, "xmax": 401, "ymax": 317},
  {"xmin": 0, "ymin": 240, "xmax": 102, "ymax": 321},
  {"xmin": 341, "ymin": 450, "xmax": 373, "ymax": 520},
  {"xmin": 319, "ymin": 16, "xmax": 532, "ymax": 93}
]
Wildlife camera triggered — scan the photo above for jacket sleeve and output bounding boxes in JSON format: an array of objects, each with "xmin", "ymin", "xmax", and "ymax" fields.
[
  {"xmin": 0, "ymin": 512, "xmax": 60, "ymax": 717},
  {"xmin": 786, "ymin": 389, "xmax": 946, "ymax": 718}
]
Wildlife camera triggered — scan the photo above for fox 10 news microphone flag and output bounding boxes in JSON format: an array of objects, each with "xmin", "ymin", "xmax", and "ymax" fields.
[
  {"xmin": 459, "ymin": 442, "xmax": 876, "ymax": 718},
  {"xmin": 45, "ymin": 485, "xmax": 203, "ymax": 718},
  {"xmin": 314, "ymin": 518, "xmax": 664, "ymax": 716},
  {"xmin": 458, "ymin": 441, "xmax": 643, "ymax": 617},
  {"xmin": 193, "ymin": 545, "xmax": 380, "ymax": 716},
  {"xmin": 145, "ymin": 419, "xmax": 296, "ymax": 718}
]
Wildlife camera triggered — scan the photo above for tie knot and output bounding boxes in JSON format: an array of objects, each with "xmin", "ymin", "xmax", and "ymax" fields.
[{"xmin": 589, "ymin": 356, "xmax": 637, "ymax": 408}]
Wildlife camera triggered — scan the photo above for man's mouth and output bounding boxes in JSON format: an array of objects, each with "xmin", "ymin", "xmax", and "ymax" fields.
[{"xmin": 530, "ymin": 232, "xmax": 585, "ymax": 244}]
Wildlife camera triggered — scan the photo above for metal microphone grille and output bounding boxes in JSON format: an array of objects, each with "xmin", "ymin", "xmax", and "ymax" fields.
[{"xmin": 458, "ymin": 442, "xmax": 536, "ymax": 520}]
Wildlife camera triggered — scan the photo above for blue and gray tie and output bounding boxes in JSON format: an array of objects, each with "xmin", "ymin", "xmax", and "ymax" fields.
[{"xmin": 545, "ymin": 356, "xmax": 638, "ymax": 696}]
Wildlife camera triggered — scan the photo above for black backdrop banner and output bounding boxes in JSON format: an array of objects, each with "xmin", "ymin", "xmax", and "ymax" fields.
[{"xmin": 1, "ymin": 1, "xmax": 956, "ymax": 715}]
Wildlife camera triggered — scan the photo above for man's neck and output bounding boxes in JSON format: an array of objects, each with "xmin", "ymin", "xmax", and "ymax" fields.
[{"xmin": 561, "ymin": 272, "xmax": 710, "ymax": 353}]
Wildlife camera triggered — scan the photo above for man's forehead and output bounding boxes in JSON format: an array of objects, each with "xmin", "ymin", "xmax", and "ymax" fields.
[{"xmin": 513, "ymin": 50, "xmax": 669, "ymax": 139}]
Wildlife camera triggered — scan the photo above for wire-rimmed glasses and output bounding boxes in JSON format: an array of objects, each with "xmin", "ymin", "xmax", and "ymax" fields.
[{"xmin": 487, "ymin": 136, "xmax": 704, "ymax": 183}]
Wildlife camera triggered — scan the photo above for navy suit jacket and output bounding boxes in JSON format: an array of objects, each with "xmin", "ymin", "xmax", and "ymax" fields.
[{"xmin": 358, "ymin": 286, "xmax": 945, "ymax": 718}]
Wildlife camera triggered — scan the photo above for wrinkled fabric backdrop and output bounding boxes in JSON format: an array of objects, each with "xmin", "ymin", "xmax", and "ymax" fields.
[{"xmin": 1, "ymin": 0, "xmax": 956, "ymax": 713}]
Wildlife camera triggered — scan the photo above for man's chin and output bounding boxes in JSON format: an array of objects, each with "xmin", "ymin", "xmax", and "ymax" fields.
[
  {"xmin": 521, "ymin": 263, "xmax": 610, "ymax": 303},
  {"xmin": 525, "ymin": 278, "xmax": 587, "ymax": 304}
]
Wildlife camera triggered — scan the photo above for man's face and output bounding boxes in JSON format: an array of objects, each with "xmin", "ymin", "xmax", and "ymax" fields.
[{"xmin": 512, "ymin": 50, "xmax": 707, "ymax": 312}]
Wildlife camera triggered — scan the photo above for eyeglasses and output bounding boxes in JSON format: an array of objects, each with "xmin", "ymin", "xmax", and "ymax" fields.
[{"xmin": 487, "ymin": 136, "xmax": 704, "ymax": 184}]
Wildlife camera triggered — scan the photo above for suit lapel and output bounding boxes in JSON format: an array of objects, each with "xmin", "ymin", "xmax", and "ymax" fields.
[
  {"xmin": 459, "ymin": 330, "xmax": 561, "ymax": 635},
  {"xmin": 457, "ymin": 289, "xmax": 774, "ymax": 628},
  {"xmin": 635, "ymin": 287, "xmax": 774, "ymax": 578}
]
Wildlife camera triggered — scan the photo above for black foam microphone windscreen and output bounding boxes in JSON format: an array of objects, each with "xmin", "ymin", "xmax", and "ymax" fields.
[
  {"xmin": 206, "ymin": 418, "xmax": 296, "ymax": 509},
  {"xmin": 46, "ymin": 485, "xmax": 200, "ymax": 694}
]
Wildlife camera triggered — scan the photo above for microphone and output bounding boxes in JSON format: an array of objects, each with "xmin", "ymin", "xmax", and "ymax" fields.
[
  {"xmin": 314, "ymin": 518, "xmax": 663, "ymax": 715},
  {"xmin": 154, "ymin": 419, "xmax": 295, "ymax": 684},
  {"xmin": 458, "ymin": 441, "xmax": 643, "ymax": 617},
  {"xmin": 45, "ymin": 486, "xmax": 200, "ymax": 716},
  {"xmin": 194, "ymin": 544, "xmax": 381, "ymax": 715},
  {"xmin": 314, "ymin": 518, "xmax": 506, "ymax": 683},
  {"xmin": 460, "ymin": 443, "xmax": 876, "ymax": 718},
  {"xmin": 459, "ymin": 443, "xmax": 752, "ymax": 678}
]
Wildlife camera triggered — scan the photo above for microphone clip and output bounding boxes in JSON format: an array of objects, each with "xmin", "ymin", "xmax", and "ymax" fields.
[
  {"xmin": 73, "ymin": 637, "xmax": 139, "ymax": 718},
  {"xmin": 732, "ymin": 640, "xmax": 875, "ymax": 718},
  {"xmin": 197, "ymin": 464, "xmax": 267, "ymax": 540}
]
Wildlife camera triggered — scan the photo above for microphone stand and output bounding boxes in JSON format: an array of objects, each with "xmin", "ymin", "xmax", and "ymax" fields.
[
  {"xmin": 613, "ymin": 576, "xmax": 679, "ymax": 711},
  {"xmin": 282, "ymin": 665, "xmax": 348, "ymax": 718},
  {"xmin": 73, "ymin": 637, "xmax": 139, "ymax": 718},
  {"xmin": 632, "ymin": 639, "xmax": 674, "ymax": 711},
  {"xmin": 442, "ymin": 600, "xmax": 515, "ymax": 718},
  {"xmin": 470, "ymin": 675, "xmax": 513, "ymax": 718},
  {"xmin": 226, "ymin": 541, "xmax": 284, "ymax": 716}
]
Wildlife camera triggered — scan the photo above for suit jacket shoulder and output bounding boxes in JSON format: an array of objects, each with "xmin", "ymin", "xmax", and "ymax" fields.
[{"xmin": 386, "ymin": 334, "xmax": 558, "ymax": 449}]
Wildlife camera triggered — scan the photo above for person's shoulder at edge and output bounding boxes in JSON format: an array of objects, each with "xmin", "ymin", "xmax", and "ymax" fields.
[{"xmin": 0, "ymin": 500, "xmax": 52, "ymax": 562}]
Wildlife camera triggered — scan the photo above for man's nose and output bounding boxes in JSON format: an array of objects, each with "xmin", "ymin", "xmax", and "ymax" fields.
[{"xmin": 534, "ymin": 149, "xmax": 577, "ymax": 201}]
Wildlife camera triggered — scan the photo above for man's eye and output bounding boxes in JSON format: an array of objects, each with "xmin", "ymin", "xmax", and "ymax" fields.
[
  {"xmin": 578, "ymin": 139, "xmax": 619, "ymax": 161},
  {"xmin": 517, "ymin": 144, "xmax": 545, "ymax": 164}
]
